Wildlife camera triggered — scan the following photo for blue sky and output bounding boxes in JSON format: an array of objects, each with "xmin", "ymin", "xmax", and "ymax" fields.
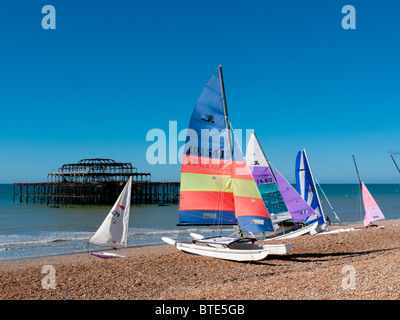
[{"xmin": 1, "ymin": 0, "xmax": 400, "ymax": 183}]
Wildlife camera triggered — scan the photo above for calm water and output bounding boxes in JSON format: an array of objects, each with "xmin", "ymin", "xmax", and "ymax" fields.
[{"xmin": 0, "ymin": 184, "xmax": 399, "ymax": 261}]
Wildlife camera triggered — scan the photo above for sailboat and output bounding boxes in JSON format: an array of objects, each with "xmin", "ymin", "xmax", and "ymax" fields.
[
  {"xmin": 245, "ymin": 132, "xmax": 319, "ymax": 239},
  {"xmin": 89, "ymin": 176, "xmax": 132, "ymax": 258},
  {"xmin": 295, "ymin": 149, "xmax": 328, "ymax": 234},
  {"xmin": 296, "ymin": 149, "xmax": 358, "ymax": 235},
  {"xmin": 245, "ymin": 132, "xmax": 291, "ymax": 225},
  {"xmin": 162, "ymin": 66, "xmax": 292, "ymax": 261},
  {"xmin": 352, "ymin": 154, "xmax": 385, "ymax": 228}
]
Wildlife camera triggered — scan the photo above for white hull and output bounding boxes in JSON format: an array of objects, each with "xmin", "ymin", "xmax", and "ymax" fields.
[
  {"xmin": 178, "ymin": 242, "xmax": 270, "ymax": 261},
  {"xmin": 162, "ymin": 237, "xmax": 270, "ymax": 262},
  {"xmin": 189, "ymin": 233, "xmax": 293, "ymax": 255},
  {"xmin": 263, "ymin": 222, "xmax": 318, "ymax": 240},
  {"xmin": 315, "ymin": 227, "xmax": 359, "ymax": 236}
]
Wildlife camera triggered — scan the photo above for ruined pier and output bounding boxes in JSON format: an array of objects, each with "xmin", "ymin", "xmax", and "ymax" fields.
[{"xmin": 13, "ymin": 158, "xmax": 179, "ymax": 206}]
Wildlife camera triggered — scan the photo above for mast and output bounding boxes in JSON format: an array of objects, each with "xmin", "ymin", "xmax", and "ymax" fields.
[
  {"xmin": 352, "ymin": 154, "xmax": 362, "ymax": 187},
  {"xmin": 218, "ymin": 65, "xmax": 233, "ymax": 158},
  {"xmin": 352, "ymin": 153, "xmax": 364, "ymax": 222},
  {"xmin": 302, "ymin": 149, "xmax": 325, "ymax": 219},
  {"xmin": 391, "ymin": 155, "xmax": 400, "ymax": 174}
]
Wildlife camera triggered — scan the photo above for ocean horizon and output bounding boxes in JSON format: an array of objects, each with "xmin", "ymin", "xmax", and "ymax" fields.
[{"xmin": 0, "ymin": 183, "xmax": 399, "ymax": 262}]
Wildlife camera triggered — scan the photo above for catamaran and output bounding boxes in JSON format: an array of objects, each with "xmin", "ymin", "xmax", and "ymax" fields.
[
  {"xmin": 295, "ymin": 149, "xmax": 329, "ymax": 234},
  {"xmin": 89, "ymin": 177, "xmax": 132, "ymax": 258},
  {"xmin": 352, "ymin": 154, "xmax": 385, "ymax": 228},
  {"xmin": 296, "ymin": 149, "xmax": 360, "ymax": 235},
  {"xmin": 245, "ymin": 132, "xmax": 319, "ymax": 239},
  {"xmin": 162, "ymin": 66, "xmax": 293, "ymax": 261}
]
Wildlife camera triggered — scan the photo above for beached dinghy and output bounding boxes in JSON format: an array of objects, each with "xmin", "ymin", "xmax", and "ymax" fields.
[
  {"xmin": 162, "ymin": 66, "xmax": 291, "ymax": 261},
  {"xmin": 352, "ymin": 154, "xmax": 386, "ymax": 228},
  {"xmin": 89, "ymin": 177, "xmax": 132, "ymax": 259},
  {"xmin": 188, "ymin": 233, "xmax": 293, "ymax": 255},
  {"xmin": 163, "ymin": 236, "xmax": 272, "ymax": 261},
  {"xmin": 295, "ymin": 149, "xmax": 365, "ymax": 236},
  {"xmin": 296, "ymin": 149, "xmax": 338, "ymax": 234}
]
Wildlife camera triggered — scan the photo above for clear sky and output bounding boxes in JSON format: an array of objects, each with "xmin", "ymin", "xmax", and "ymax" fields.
[{"xmin": 1, "ymin": 0, "xmax": 400, "ymax": 183}]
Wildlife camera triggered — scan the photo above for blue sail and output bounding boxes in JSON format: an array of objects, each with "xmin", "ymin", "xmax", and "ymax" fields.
[
  {"xmin": 295, "ymin": 149, "xmax": 325, "ymax": 226},
  {"xmin": 178, "ymin": 67, "xmax": 235, "ymax": 226}
]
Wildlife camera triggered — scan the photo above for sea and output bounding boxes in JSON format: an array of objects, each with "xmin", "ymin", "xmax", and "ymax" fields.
[{"xmin": 0, "ymin": 183, "xmax": 399, "ymax": 262}]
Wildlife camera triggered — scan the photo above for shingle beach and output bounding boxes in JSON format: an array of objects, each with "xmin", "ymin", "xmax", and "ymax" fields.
[{"xmin": 1, "ymin": 220, "xmax": 399, "ymax": 300}]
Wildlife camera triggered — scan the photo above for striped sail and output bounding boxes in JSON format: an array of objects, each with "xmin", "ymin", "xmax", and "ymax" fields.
[
  {"xmin": 362, "ymin": 182, "xmax": 385, "ymax": 227},
  {"xmin": 179, "ymin": 66, "xmax": 273, "ymax": 233},
  {"xmin": 179, "ymin": 68, "xmax": 235, "ymax": 225},
  {"xmin": 295, "ymin": 149, "xmax": 325, "ymax": 226},
  {"xmin": 245, "ymin": 132, "xmax": 290, "ymax": 221}
]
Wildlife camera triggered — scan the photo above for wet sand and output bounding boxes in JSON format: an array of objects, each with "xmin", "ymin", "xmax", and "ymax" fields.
[{"xmin": 1, "ymin": 219, "xmax": 400, "ymax": 300}]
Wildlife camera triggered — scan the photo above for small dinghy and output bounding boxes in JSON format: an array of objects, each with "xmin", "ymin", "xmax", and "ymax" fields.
[{"xmin": 89, "ymin": 177, "xmax": 132, "ymax": 259}]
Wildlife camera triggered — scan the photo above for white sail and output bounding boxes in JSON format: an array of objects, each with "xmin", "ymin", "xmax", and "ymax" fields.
[
  {"xmin": 90, "ymin": 177, "xmax": 132, "ymax": 248},
  {"xmin": 245, "ymin": 132, "xmax": 269, "ymax": 167},
  {"xmin": 245, "ymin": 132, "xmax": 291, "ymax": 223}
]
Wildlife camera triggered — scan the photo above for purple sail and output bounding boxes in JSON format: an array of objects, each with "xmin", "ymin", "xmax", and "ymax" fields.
[
  {"xmin": 249, "ymin": 166, "xmax": 275, "ymax": 185},
  {"xmin": 274, "ymin": 169, "xmax": 316, "ymax": 222}
]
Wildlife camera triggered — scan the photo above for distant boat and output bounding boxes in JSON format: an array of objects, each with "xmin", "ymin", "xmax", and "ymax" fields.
[
  {"xmin": 162, "ymin": 66, "xmax": 293, "ymax": 261},
  {"xmin": 352, "ymin": 154, "xmax": 385, "ymax": 227},
  {"xmin": 89, "ymin": 177, "xmax": 132, "ymax": 258}
]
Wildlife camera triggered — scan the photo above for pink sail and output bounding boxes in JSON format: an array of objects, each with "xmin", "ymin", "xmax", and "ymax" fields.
[{"xmin": 362, "ymin": 182, "xmax": 385, "ymax": 227}]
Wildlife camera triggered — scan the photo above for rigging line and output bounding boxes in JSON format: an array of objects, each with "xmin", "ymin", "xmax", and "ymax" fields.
[
  {"xmin": 267, "ymin": 160, "xmax": 292, "ymax": 234},
  {"xmin": 315, "ymin": 178, "xmax": 340, "ymax": 222}
]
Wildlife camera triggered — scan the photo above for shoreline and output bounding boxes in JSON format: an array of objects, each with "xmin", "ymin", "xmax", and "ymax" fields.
[
  {"xmin": 1, "ymin": 218, "xmax": 400, "ymax": 300},
  {"xmin": 0, "ymin": 219, "xmax": 384, "ymax": 264},
  {"xmin": 0, "ymin": 218, "xmax": 397, "ymax": 266}
]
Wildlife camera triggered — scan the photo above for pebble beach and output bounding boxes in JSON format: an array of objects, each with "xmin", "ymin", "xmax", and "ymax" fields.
[{"xmin": 1, "ymin": 219, "xmax": 400, "ymax": 300}]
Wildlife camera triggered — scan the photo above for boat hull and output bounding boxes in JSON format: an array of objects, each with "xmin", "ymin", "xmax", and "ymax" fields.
[
  {"xmin": 315, "ymin": 227, "xmax": 359, "ymax": 235},
  {"xmin": 90, "ymin": 252, "xmax": 126, "ymax": 259},
  {"xmin": 162, "ymin": 237, "xmax": 270, "ymax": 261},
  {"xmin": 189, "ymin": 233, "xmax": 293, "ymax": 255},
  {"xmin": 263, "ymin": 221, "xmax": 318, "ymax": 240},
  {"xmin": 176, "ymin": 242, "xmax": 270, "ymax": 262}
]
